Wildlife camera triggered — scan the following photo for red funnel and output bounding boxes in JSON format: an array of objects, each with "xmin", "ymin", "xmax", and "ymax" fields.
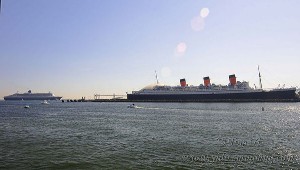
[
  {"xmin": 180, "ymin": 79, "xmax": 186, "ymax": 87},
  {"xmin": 229, "ymin": 74, "xmax": 237, "ymax": 86},
  {"xmin": 203, "ymin": 76, "xmax": 210, "ymax": 87}
]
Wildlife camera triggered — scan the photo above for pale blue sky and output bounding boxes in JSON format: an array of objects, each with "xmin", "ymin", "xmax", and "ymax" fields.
[{"xmin": 1, "ymin": 0, "xmax": 300, "ymax": 99}]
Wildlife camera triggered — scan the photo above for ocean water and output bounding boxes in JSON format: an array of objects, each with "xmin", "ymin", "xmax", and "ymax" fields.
[{"xmin": 0, "ymin": 101, "xmax": 300, "ymax": 169}]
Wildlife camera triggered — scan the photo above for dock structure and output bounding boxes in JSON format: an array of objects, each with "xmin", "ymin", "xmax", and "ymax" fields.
[
  {"xmin": 94, "ymin": 94, "xmax": 126, "ymax": 100},
  {"xmin": 61, "ymin": 94, "xmax": 128, "ymax": 103}
]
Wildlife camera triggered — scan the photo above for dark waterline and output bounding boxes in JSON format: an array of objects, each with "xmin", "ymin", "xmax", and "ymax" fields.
[{"xmin": 1, "ymin": 101, "xmax": 300, "ymax": 169}]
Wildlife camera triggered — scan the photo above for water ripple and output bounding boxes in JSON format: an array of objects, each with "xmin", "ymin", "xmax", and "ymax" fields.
[{"xmin": 1, "ymin": 101, "xmax": 300, "ymax": 169}]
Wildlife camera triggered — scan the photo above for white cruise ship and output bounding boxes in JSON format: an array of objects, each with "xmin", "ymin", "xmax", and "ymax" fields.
[{"xmin": 4, "ymin": 90, "xmax": 62, "ymax": 101}]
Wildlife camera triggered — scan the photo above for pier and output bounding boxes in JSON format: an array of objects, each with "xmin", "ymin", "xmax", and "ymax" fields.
[
  {"xmin": 94, "ymin": 94, "xmax": 126, "ymax": 100},
  {"xmin": 61, "ymin": 94, "xmax": 127, "ymax": 102},
  {"xmin": 92, "ymin": 94, "xmax": 127, "ymax": 102}
]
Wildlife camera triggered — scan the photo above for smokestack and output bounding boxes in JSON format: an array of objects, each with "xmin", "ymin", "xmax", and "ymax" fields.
[
  {"xmin": 203, "ymin": 76, "xmax": 210, "ymax": 87},
  {"xmin": 180, "ymin": 78, "xmax": 186, "ymax": 87},
  {"xmin": 229, "ymin": 74, "xmax": 237, "ymax": 86}
]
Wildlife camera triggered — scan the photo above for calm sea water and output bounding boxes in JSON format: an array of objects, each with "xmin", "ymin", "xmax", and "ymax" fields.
[{"xmin": 0, "ymin": 101, "xmax": 300, "ymax": 169}]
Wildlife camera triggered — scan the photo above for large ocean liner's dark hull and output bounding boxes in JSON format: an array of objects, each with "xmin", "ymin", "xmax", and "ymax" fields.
[{"xmin": 127, "ymin": 89, "xmax": 299, "ymax": 102}]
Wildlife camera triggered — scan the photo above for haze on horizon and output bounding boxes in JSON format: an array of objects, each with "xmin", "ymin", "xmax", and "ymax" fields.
[{"xmin": 0, "ymin": 0, "xmax": 300, "ymax": 99}]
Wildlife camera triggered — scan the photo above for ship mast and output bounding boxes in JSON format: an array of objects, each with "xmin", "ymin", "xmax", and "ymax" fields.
[
  {"xmin": 258, "ymin": 65, "xmax": 263, "ymax": 89},
  {"xmin": 155, "ymin": 70, "xmax": 159, "ymax": 84}
]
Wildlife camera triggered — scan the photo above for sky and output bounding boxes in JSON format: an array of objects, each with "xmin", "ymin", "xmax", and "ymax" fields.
[{"xmin": 0, "ymin": 0, "xmax": 300, "ymax": 99}]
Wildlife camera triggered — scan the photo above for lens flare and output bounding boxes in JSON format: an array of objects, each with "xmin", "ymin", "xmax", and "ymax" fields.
[
  {"xmin": 177, "ymin": 42, "xmax": 187, "ymax": 53},
  {"xmin": 191, "ymin": 16, "xmax": 205, "ymax": 31},
  {"xmin": 200, "ymin": 8, "xmax": 209, "ymax": 18}
]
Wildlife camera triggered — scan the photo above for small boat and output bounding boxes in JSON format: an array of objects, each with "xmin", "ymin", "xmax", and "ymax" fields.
[
  {"xmin": 41, "ymin": 100, "xmax": 49, "ymax": 105},
  {"xmin": 24, "ymin": 105, "xmax": 30, "ymax": 108},
  {"xmin": 127, "ymin": 104, "xmax": 137, "ymax": 108}
]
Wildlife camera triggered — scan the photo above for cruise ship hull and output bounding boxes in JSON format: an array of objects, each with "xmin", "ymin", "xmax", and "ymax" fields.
[
  {"xmin": 4, "ymin": 96, "xmax": 62, "ymax": 101},
  {"xmin": 127, "ymin": 89, "xmax": 299, "ymax": 102}
]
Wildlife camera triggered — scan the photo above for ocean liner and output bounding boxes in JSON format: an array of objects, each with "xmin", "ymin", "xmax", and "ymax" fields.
[
  {"xmin": 4, "ymin": 90, "xmax": 62, "ymax": 101},
  {"xmin": 127, "ymin": 71, "xmax": 300, "ymax": 102}
]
